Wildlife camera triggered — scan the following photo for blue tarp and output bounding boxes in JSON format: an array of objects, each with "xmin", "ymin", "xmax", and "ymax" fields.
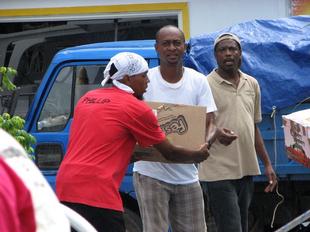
[{"xmin": 184, "ymin": 16, "xmax": 310, "ymax": 113}]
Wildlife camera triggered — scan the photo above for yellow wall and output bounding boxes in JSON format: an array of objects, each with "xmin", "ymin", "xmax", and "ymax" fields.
[{"xmin": 0, "ymin": 2, "xmax": 190, "ymax": 39}]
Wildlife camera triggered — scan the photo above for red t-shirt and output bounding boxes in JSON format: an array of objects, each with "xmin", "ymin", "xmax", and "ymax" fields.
[
  {"xmin": 56, "ymin": 87, "xmax": 165, "ymax": 211},
  {"xmin": 0, "ymin": 157, "xmax": 36, "ymax": 232}
]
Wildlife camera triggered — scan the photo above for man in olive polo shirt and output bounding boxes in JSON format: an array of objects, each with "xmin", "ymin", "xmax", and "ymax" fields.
[{"xmin": 199, "ymin": 33, "xmax": 278, "ymax": 232}]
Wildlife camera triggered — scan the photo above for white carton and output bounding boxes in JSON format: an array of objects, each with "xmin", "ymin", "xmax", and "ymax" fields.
[{"xmin": 282, "ymin": 109, "xmax": 310, "ymax": 167}]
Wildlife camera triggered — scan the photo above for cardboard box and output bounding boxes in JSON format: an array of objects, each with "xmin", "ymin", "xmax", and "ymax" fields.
[
  {"xmin": 282, "ymin": 109, "xmax": 310, "ymax": 168},
  {"xmin": 133, "ymin": 102, "xmax": 206, "ymax": 163}
]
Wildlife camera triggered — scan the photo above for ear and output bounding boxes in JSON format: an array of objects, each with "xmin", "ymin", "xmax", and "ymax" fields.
[
  {"xmin": 155, "ymin": 42, "xmax": 159, "ymax": 52},
  {"xmin": 120, "ymin": 75, "xmax": 131, "ymax": 85}
]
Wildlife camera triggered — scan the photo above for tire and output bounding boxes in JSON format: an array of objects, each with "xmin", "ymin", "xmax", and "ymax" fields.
[{"xmin": 124, "ymin": 207, "xmax": 142, "ymax": 232}]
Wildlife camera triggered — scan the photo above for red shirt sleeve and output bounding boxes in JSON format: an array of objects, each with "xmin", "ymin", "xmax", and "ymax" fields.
[{"xmin": 128, "ymin": 104, "xmax": 166, "ymax": 148}]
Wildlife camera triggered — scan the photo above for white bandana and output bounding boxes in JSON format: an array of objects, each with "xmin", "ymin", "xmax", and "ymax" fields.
[{"xmin": 101, "ymin": 52, "xmax": 149, "ymax": 91}]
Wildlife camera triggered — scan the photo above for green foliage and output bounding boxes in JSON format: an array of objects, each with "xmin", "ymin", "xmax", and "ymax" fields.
[
  {"xmin": 0, "ymin": 66, "xmax": 17, "ymax": 91},
  {"xmin": 0, "ymin": 113, "xmax": 36, "ymax": 155},
  {"xmin": 0, "ymin": 66, "xmax": 36, "ymax": 159}
]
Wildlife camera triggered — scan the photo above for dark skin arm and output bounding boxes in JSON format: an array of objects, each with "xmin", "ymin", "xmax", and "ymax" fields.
[
  {"xmin": 153, "ymin": 139, "xmax": 209, "ymax": 163},
  {"xmin": 205, "ymin": 112, "xmax": 217, "ymax": 147},
  {"xmin": 255, "ymin": 124, "xmax": 278, "ymax": 192},
  {"xmin": 132, "ymin": 138, "xmax": 209, "ymax": 163}
]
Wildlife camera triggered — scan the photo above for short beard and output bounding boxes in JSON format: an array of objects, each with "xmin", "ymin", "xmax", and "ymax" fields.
[{"xmin": 135, "ymin": 94, "xmax": 144, "ymax": 100}]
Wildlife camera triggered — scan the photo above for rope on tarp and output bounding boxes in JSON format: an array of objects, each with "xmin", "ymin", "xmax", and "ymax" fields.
[{"xmin": 270, "ymin": 106, "xmax": 285, "ymax": 229}]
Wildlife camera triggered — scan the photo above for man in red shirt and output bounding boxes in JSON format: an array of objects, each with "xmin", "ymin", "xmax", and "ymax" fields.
[{"xmin": 56, "ymin": 52, "xmax": 210, "ymax": 232}]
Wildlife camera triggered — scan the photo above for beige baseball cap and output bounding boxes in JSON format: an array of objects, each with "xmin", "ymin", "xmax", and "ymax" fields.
[{"xmin": 214, "ymin": 33, "xmax": 241, "ymax": 48}]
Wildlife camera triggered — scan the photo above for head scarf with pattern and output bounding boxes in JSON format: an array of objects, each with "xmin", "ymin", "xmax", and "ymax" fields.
[{"xmin": 101, "ymin": 52, "xmax": 149, "ymax": 88}]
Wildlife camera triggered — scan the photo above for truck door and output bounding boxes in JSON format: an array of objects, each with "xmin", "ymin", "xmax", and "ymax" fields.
[{"xmin": 28, "ymin": 62, "xmax": 108, "ymax": 189}]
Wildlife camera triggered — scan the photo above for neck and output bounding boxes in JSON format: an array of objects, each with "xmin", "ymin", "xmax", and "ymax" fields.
[
  {"xmin": 216, "ymin": 68, "xmax": 240, "ymax": 87},
  {"xmin": 160, "ymin": 64, "xmax": 184, "ymax": 83},
  {"xmin": 217, "ymin": 68, "xmax": 240, "ymax": 80}
]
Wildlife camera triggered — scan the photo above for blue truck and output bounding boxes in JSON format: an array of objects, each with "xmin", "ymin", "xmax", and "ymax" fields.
[{"xmin": 2, "ymin": 16, "xmax": 310, "ymax": 231}]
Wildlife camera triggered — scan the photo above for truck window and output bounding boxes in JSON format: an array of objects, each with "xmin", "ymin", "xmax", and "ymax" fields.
[
  {"xmin": 74, "ymin": 65, "xmax": 106, "ymax": 105},
  {"xmin": 37, "ymin": 64, "xmax": 105, "ymax": 132}
]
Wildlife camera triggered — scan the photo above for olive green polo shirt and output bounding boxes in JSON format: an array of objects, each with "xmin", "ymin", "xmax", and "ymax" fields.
[{"xmin": 199, "ymin": 69, "xmax": 261, "ymax": 181}]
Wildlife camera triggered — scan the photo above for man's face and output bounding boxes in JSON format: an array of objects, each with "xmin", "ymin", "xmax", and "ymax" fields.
[
  {"xmin": 155, "ymin": 28, "xmax": 186, "ymax": 66},
  {"xmin": 214, "ymin": 39, "xmax": 241, "ymax": 71},
  {"xmin": 128, "ymin": 71, "xmax": 149, "ymax": 99}
]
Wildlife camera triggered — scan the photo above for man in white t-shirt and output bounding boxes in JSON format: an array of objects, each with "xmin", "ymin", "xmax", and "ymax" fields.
[{"xmin": 133, "ymin": 25, "xmax": 234, "ymax": 232}]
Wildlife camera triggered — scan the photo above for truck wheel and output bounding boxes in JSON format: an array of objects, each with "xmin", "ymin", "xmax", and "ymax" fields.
[{"xmin": 124, "ymin": 207, "xmax": 142, "ymax": 232}]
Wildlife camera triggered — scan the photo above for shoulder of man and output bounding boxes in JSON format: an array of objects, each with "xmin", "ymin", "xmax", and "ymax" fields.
[
  {"xmin": 184, "ymin": 67, "xmax": 205, "ymax": 77},
  {"xmin": 240, "ymin": 71, "xmax": 260, "ymax": 91},
  {"xmin": 148, "ymin": 66, "xmax": 159, "ymax": 74},
  {"xmin": 125, "ymin": 97, "xmax": 153, "ymax": 115},
  {"xmin": 205, "ymin": 70, "xmax": 217, "ymax": 84},
  {"xmin": 183, "ymin": 67, "xmax": 211, "ymax": 86},
  {"xmin": 146, "ymin": 66, "xmax": 160, "ymax": 82},
  {"xmin": 240, "ymin": 71, "xmax": 260, "ymax": 86}
]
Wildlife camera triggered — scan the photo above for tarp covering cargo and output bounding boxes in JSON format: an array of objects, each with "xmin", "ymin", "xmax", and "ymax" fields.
[{"xmin": 184, "ymin": 16, "xmax": 310, "ymax": 113}]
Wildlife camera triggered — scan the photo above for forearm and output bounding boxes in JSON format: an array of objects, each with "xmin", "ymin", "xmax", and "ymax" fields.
[
  {"xmin": 254, "ymin": 125, "xmax": 272, "ymax": 167},
  {"xmin": 164, "ymin": 145, "xmax": 202, "ymax": 162},
  {"xmin": 255, "ymin": 124, "xmax": 278, "ymax": 191},
  {"xmin": 205, "ymin": 112, "xmax": 217, "ymax": 146},
  {"xmin": 153, "ymin": 139, "xmax": 208, "ymax": 163},
  {"xmin": 131, "ymin": 147, "xmax": 192, "ymax": 163}
]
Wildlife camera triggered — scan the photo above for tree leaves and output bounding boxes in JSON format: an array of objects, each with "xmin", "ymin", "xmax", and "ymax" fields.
[
  {"xmin": 0, "ymin": 66, "xmax": 16, "ymax": 91},
  {"xmin": 0, "ymin": 66, "xmax": 36, "ymax": 159},
  {"xmin": 0, "ymin": 113, "xmax": 36, "ymax": 156}
]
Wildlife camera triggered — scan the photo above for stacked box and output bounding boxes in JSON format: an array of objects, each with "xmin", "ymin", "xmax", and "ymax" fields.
[{"xmin": 283, "ymin": 109, "xmax": 310, "ymax": 168}]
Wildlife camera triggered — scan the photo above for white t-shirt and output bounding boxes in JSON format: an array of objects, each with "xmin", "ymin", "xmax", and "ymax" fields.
[{"xmin": 133, "ymin": 66, "xmax": 217, "ymax": 184}]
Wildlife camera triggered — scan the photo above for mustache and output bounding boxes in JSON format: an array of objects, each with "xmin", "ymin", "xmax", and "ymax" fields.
[{"xmin": 223, "ymin": 58, "xmax": 234, "ymax": 62}]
